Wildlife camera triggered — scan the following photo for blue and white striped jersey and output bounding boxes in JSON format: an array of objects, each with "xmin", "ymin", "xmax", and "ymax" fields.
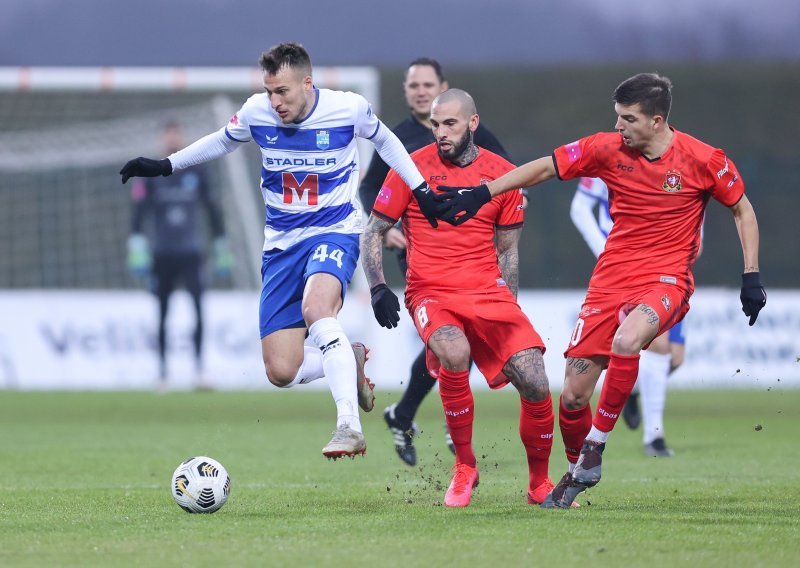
[
  {"xmin": 576, "ymin": 177, "xmax": 613, "ymax": 237},
  {"xmin": 226, "ymin": 87, "xmax": 380, "ymax": 251}
]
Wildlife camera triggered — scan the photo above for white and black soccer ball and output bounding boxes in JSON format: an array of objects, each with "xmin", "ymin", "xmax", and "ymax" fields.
[{"xmin": 171, "ymin": 456, "xmax": 230, "ymax": 513}]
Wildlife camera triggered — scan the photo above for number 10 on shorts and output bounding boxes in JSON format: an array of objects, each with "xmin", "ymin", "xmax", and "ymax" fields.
[
  {"xmin": 570, "ymin": 317, "xmax": 585, "ymax": 346},
  {"xmin": 312, "ymin": 244, "xmax": 344, "ymax": 269}
]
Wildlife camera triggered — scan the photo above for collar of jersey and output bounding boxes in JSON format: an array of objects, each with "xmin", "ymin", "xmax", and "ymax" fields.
[
  {"xmin": 641, "ymin": 126, "xmax": 678, "ymax": 163},
  {"xmin": 292, "ymin": 87, "xmax": 321, "ymax": 125}
]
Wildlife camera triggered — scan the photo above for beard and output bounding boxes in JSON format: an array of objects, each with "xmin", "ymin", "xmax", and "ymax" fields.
[{"xmin": 437, "ymin": 129, "xmax": 472, "ymax": 161}]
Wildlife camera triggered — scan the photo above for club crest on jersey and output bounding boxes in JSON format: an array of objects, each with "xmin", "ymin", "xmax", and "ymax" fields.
[
  {"xmin": 662, "ymin": 170, "xmax": 682, "ymax": 192},
  {"xmin": 661, "ymin": 294, "xmax": 672, "ymax": 312},
  {"xmin": 316, "ymin": 130, "xmax": 330, "ymax": 150}
]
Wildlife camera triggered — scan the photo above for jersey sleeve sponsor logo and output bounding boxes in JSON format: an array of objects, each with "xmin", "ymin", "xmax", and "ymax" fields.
[
  {"xmin": 376, "ymin": 186, "xmax": 392, "ymax": 205},
  {"xmin": 564, "ymin": 141, "xmax": 582, "ymax": 163},
  {"xmin": 661, "ymin": 294, "xmax": 672, "ymax": 312},
  {"xmin": 662, "ymin": 170, "xmax": 682, "ymax": 192},
  {"xmin": 715, "ymin": 157, "xmax": 740, "ymax": 188},
  {"xmin": 229, "ymin": 114, "xmax": 239, "ymax": 125},
  {"xmin": 716, "ymin": 157, "xmax": 729, "ymax": 179}
]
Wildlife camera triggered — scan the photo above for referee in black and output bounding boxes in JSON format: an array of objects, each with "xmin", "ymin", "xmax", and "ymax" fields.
[{"xmin": 359, "ymin": 58, "xmax": 522, "ymax": 465}]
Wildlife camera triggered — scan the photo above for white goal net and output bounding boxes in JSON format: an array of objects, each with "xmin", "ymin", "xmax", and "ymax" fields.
[{"xmin": 0, "ymin": 66, "xmax": 379, "ymax": 290}]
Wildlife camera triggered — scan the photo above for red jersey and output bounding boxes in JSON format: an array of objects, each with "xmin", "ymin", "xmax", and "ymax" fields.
[
  {"xmin": 553, "ymin": 128, "xmax": 744, "ymax": 294},
  {"xmin": 373, "ymin": 143, "xmax": 524, "ymax": 298}
]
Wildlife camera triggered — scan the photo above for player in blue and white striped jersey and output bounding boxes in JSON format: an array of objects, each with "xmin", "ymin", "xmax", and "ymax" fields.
[
  {"xmin": 121, "ymin": 43, "xmax": 441, "ymax": 460},
  {"xmin": 570, "ymin": 177, "xmax": 694, "ymax": 457}
]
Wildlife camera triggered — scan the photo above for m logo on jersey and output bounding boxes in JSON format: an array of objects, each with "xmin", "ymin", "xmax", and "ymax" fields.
[
  {"xmin": 662, "ymin": 170, "xmax": 682, "ymax": 192},
  {"xmin": 316, "ymin": 130, "xmax": 330, "ymax": 150},
  {"xmin": 282, "ymin": 172, "xmax": 319, "ymax": 205},
  {"xmin": 265, "ymin": 134, "xmax": 278, "ymax": 144}
]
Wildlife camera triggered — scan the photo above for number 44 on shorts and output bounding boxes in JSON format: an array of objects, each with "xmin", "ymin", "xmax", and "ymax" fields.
[{"xmin": 312, "ymin": 244, "xmax": 344, "ymax": 269}]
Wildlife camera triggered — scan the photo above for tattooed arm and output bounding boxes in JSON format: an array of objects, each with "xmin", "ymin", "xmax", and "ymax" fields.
[
  {"xmin": 360, "ymin": 214, "xmax": 396, "ymax": 288},
  {"xmin": 496, "ymin": 227, "xmax": 521, "ymax": 298}
]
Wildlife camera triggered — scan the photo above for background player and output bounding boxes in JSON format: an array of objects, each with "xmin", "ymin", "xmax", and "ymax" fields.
[
  {"xmin": 435, "ymin": 73, "xmax": 766, "ymax": 507},
  {"xmin": 120, "ymin": 42, "xmax": 441, "ymax": 459},
  {"xmin": 359, "ymin": 57, "xmax": 515, "ymax": 466},
  {"xmin": 361, "ymin": 89, "xmax": 556, "ymax": 508},
  {"xmin": 128, "ymin": 121, "xmax": 232, "ymax": 391},
  {"xmin": 571, "ymin": 176, "xmax": 695, "ymax": 456}
]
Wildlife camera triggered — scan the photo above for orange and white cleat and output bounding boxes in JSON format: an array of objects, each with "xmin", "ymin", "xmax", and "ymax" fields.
[{"xmin": 444, "ymin": 463, "xmax": 479, "ymax": 507}]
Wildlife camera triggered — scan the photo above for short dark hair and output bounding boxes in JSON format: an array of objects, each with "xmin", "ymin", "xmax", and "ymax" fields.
[
  {"xmin": 405, "ymin": 57, "xmax": 445, "ymax": 83},
  {"xmin": 259, "ymin": 42, "xmax": 312, "ymax": 76},
  {"xmin": 613, "ymin": 73, "xmax": 673, "ymax": 119}
]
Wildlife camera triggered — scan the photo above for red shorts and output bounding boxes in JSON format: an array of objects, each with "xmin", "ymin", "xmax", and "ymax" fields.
[
  {"xmin": 406, "ymin": 289, "xmax": 545, "ymax": 389},
  {"xmin": 564, "ymin": 284, "xmax": 690, "ymax": 360}
]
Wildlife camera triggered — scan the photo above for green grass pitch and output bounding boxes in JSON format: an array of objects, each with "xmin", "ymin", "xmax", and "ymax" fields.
[{"xmin": 0, "ymin": 389, "xmax": 797, "ymax": 567}]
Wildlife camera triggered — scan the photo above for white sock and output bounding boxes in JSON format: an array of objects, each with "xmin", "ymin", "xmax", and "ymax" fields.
[
  {"xmin": 586, "ymin": 426, "xmax": 609, "ymax": 444},
  {"xmin": 639, "ymin": 350, "xmax": 672, "ymax": 444},
  {"xmin": 308, "ymin": 317, "xmax": 361, "ymax": 433},
  {"xmin": 283, "ymin": 345, "xmax": 326, "ymax": 387}
]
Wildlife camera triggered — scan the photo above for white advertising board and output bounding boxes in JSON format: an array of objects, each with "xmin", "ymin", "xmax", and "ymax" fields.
[{"xmin": 0, "ymin": 288, "xmax": 796, "ymax": 390}]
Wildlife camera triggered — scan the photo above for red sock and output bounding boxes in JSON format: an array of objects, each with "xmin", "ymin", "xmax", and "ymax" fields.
[
  {"xmin": 438, "ymin": 367, "xmax": 475, "ymax": 467},
  {"xmin": 519, "ymin": 395, "xmax": 554, "ymax": 488},
  {"xmin": 559, "ymin": 395, "xmax": 592, "ymax": 464},
  {"xmin": 593, "ymin": 353, "xmax": 640, "ymax": 433}
]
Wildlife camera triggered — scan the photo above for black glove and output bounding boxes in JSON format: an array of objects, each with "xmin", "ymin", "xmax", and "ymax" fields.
[
  {"xmin": 119, "ymin": 157, "xmax": 172, "ymax": 184},
  {"xmin": 436, "ymin": 184, "xmax": 492, "ymax": 226},
  {"xmin": 411, "ymin": 182, "xmax": 443, "ymax": 228},
  {"xmin": 370, "ymin": 283, "xmax": 401, "ymax": 329},
  {"xmin": 740, "ymin": 272, "xmax": 766, "ymax": 326}
]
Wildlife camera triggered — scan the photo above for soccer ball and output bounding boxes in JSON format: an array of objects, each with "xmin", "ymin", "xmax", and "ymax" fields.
[{"xmin": 171, "ymin": 456, "xmax": 230, "ymax": 513}]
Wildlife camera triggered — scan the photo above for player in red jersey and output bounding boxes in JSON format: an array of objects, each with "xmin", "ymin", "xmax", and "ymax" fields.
[
  {"xmin": 361, "ymin": 88, "xmax": 558, "ymax": 508},
  {"xmin": 434, "ymin": 73, "xmax": 767, "ymax": 507}
]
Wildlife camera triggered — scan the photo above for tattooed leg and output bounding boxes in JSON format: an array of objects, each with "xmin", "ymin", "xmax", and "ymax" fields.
[
  {"xmin": 427, "ymin": 325, "xmax": 471, "ymax": 373},
  {"xmin": 503, "ymin": 348, "xmax": 550, "ymax": 402},
  {"xmin": 562, "ymin": 356, "xmax": 605, "ymax": 409},
  {"xmin": 611, "ymin": 303, "xmax": 661, "ymax": 355}
]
